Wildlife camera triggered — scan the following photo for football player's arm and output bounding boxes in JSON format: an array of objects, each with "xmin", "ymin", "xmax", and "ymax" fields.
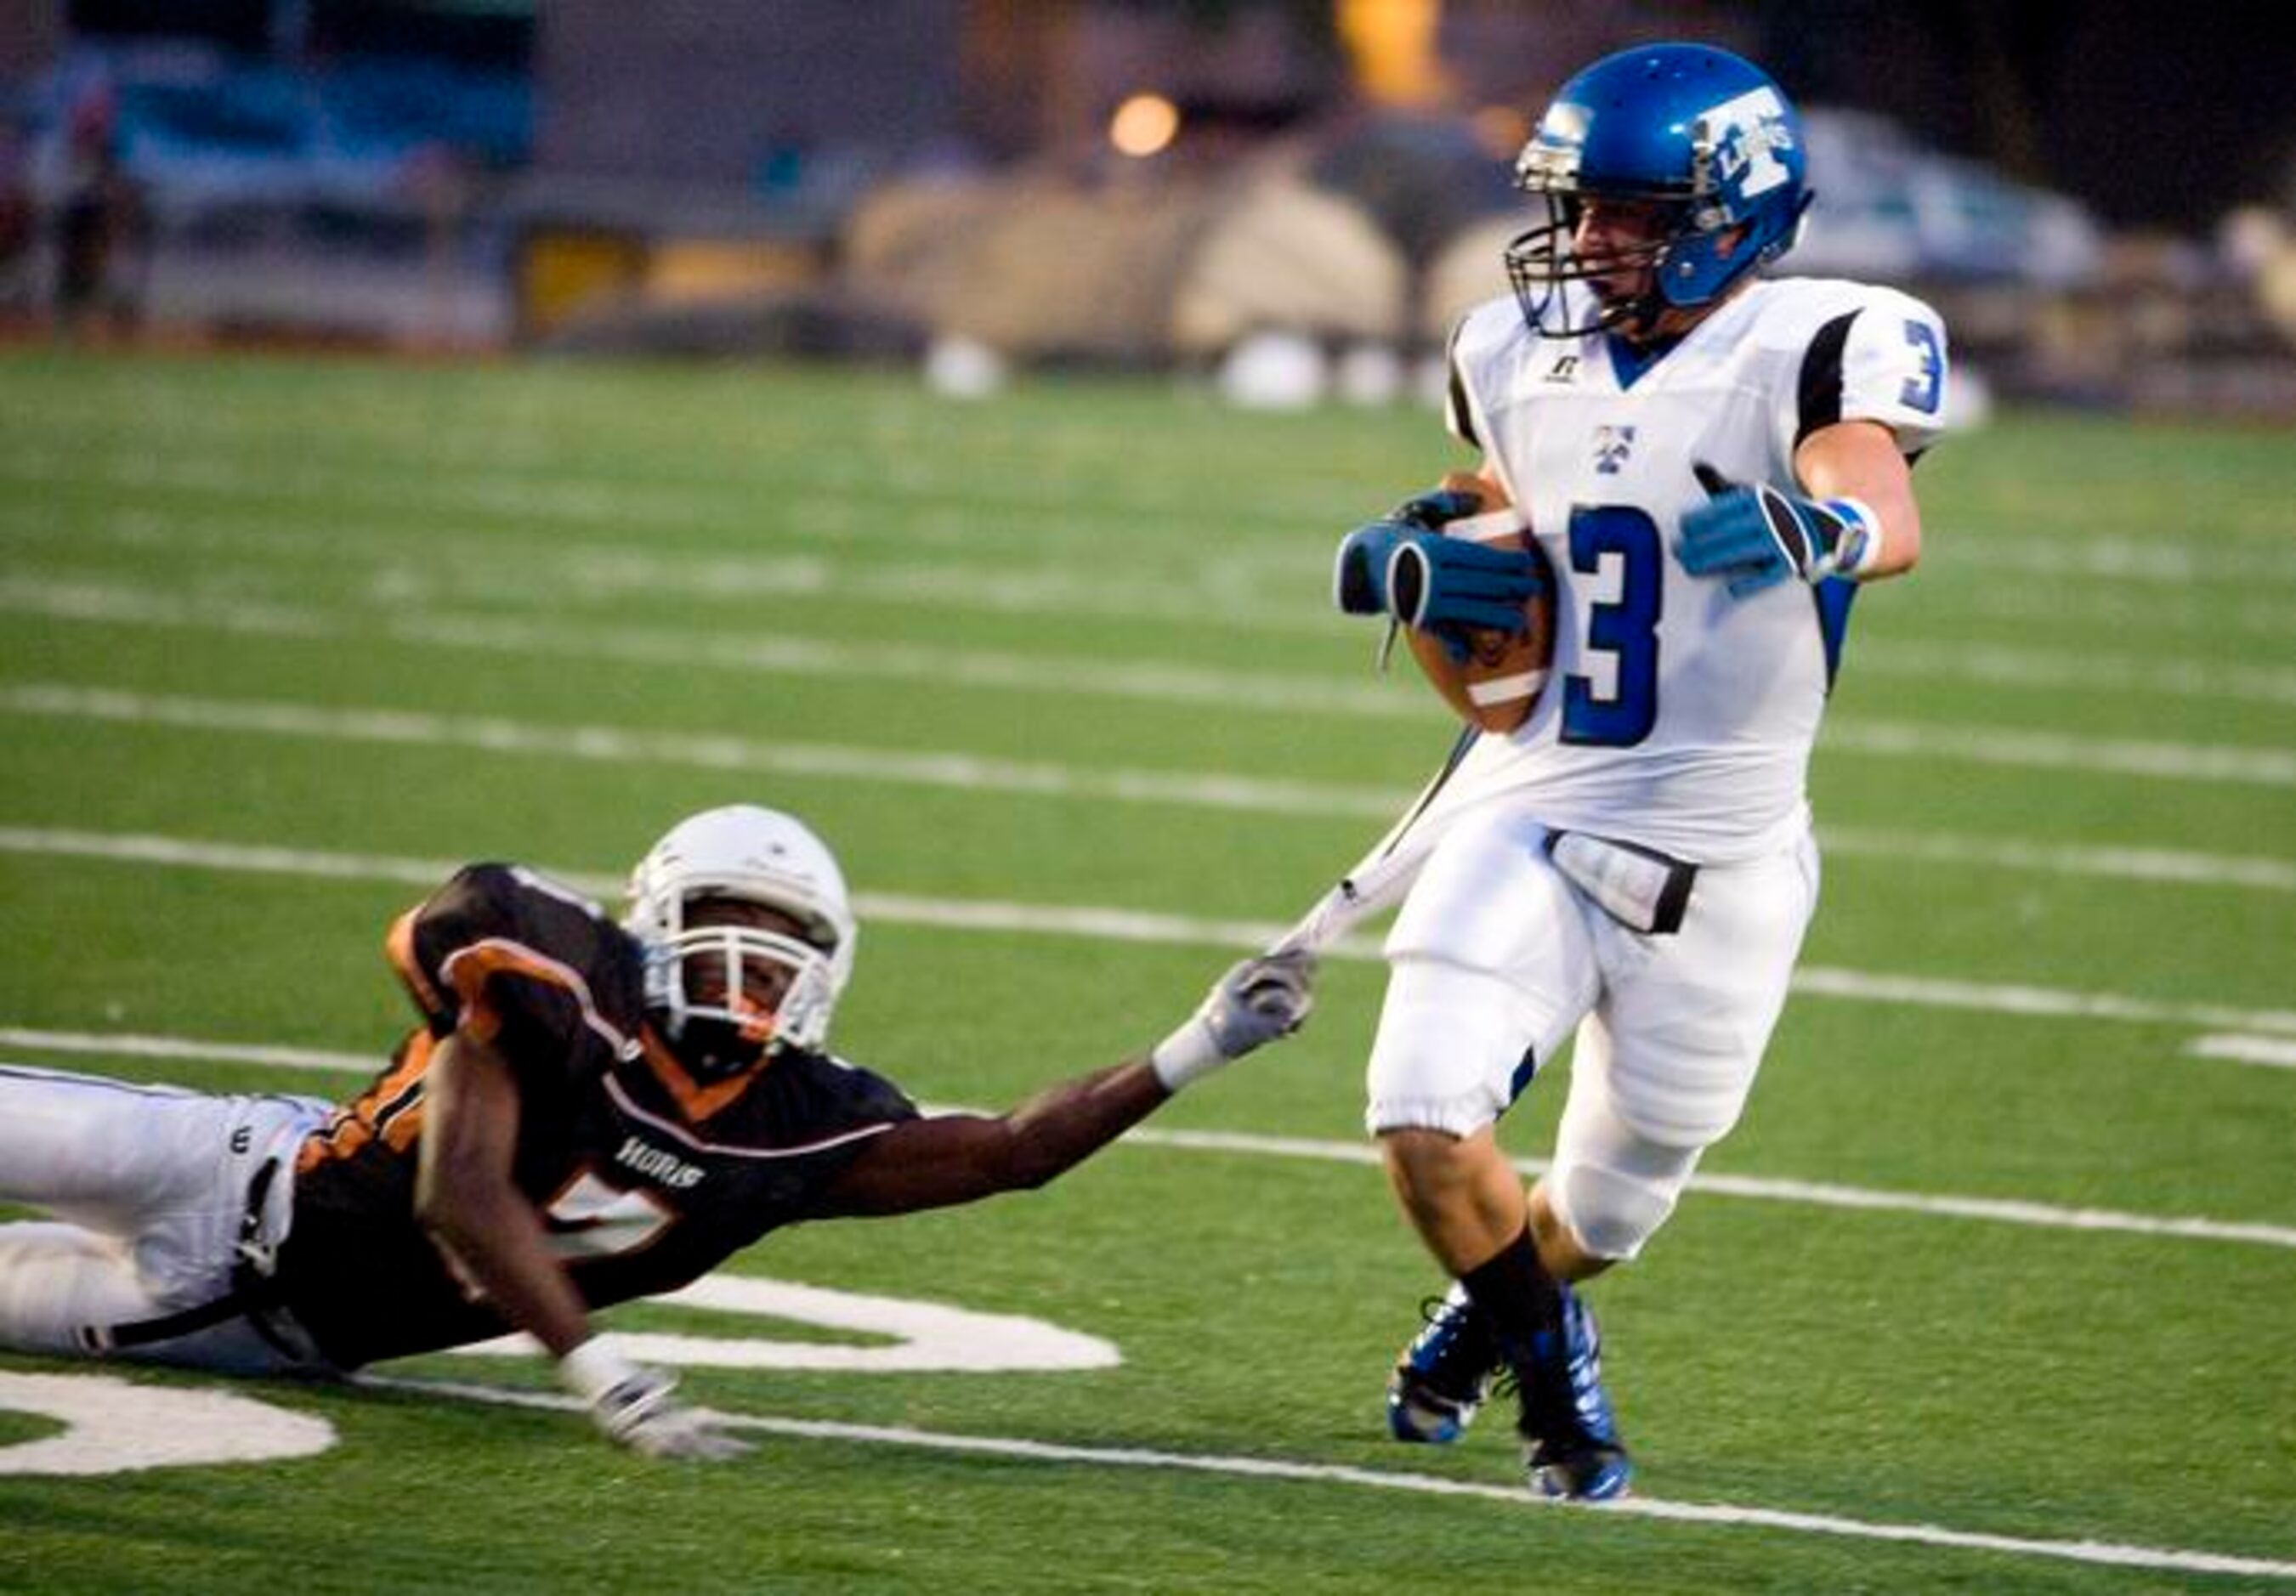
[
  {"xmin": 1678, "ymin": 421, "xmax": 1924, "ymax": 595},
  {"xmin": 416, "ymin": 1028, "xmax": 748, "ymax": 1460},
  {"xmin": 1794, "ymin": 418, "xmax": 1922, "ymax": 580},
  {"xmin": 816, "ymin": 950, "xmax": 1315, "ymax": 1217},
  {"xmin": 814, "ymin": 1061, "xmax": 1167, "ymax": 1216},
  {"xmin": 414, "ymin": 1032, "xmax": 592, "ymax": 1358}
]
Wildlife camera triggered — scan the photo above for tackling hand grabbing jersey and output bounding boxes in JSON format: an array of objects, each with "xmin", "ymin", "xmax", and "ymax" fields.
[
  {"xmin": 0, "ymin": 804, "xmax": 1313, "ymax": 1459},
  {"xmin": 1312, "ymin": 42, "xmax": 1944, "ymax": 1500}
]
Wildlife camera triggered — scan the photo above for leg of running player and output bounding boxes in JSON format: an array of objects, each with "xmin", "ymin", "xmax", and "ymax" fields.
[
  {"xmin": 1362, "ymin": 808, "xmax": 1634, "ymax": 1495},
  {"xmin": 1366, "ymin": 806, "xmax": 1596, "ymax": 1264},
  {"xmin": 1542, "ymin": 832, "xmax": 1820, "ymax": 1266}
]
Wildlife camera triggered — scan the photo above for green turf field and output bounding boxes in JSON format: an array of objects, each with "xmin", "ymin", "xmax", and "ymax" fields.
[{"xmin": 0, "ymin": 347, "xmax": 2291, "ymax": 1593}]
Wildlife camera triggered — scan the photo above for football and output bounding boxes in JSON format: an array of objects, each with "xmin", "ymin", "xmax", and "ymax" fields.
[{"xmin": 1401, "ymin": 472, "xmax": 1556, "ymax": 733}]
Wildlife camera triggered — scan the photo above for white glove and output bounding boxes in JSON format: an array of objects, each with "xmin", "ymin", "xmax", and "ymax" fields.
[
  {"xmin": 1150, "ymin": 950, "xmax": 1316, "ymax": 1090},
  {"xmin": 559, "ymin": 1338, "xmax": 751, "ymax": 1461}
]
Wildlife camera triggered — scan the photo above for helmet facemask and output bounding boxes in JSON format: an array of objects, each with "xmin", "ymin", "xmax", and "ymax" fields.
[
  {"xmin": 643, "ymin": 908, "xmax": 842, "ymax": 1080},
  {"xmin": 625, "ymin": 806, "xmax": 857, "ymax": 1080},
  {"xmin": 1504, "ymin": 189, "xmax": 1701, "ymax": 341}
]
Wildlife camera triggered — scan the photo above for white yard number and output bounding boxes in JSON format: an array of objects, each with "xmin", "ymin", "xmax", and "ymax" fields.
[
  {"xmin": 0, "ymin": 1275, "xmax": 1117, "ymax": 1477},
  {"xmin": 0, "ymin": 1373, "xmax": 336, "ymax": 1475},
  {"xmin": 449, "ymin": 1272, "xmax": 1121, "ymax": 1372}
]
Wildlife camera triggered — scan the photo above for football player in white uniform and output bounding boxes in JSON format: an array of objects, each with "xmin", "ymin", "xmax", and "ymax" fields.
[{"xmin": 1325, "ymin": 42, "xmax": 1947, "ymax": 1498}]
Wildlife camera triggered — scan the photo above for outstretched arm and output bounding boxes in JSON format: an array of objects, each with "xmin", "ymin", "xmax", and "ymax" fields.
[
  {"xmin": 816, "ymin": 1060, "xmax": 1168, "ymax": 1216},
  {"xmin": 815, "ymin": 952, "xmax": 1314, "ymax": 1218}
]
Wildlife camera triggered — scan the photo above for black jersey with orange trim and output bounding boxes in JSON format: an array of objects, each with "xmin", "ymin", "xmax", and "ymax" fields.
[{"xmin": 277, "ymin": 863, "xmax": 917, "ymax": 1369}]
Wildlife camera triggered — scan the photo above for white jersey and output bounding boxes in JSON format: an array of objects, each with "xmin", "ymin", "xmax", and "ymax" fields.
[{"xmin": 1421, "ymin": 275, "xmax": 1949, "ymax": 863}]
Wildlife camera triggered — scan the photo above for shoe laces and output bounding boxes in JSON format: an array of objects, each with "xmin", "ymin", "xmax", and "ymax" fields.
[{"xmin": 1405, "ymin": 1294, "xmax": 1502, "ymax": 1392}]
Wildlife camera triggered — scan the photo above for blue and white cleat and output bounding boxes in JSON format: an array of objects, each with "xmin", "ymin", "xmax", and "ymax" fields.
[
  {"xmin": 1385, "ymin": 1281, "xmax": 1502, "ymax": 1445},
  {"xmin": 1518, "ymin": 1284, "xmax": 1632, "ymax": 1501}
]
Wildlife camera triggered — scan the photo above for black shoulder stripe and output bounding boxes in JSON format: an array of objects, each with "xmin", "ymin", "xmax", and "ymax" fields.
[
  {"xmin": 1795, "ymin": 309, "xmax": 1861, "ymax": 447},
  {"xmin": 1444, "ymin": 320, "xmax": 1478, "ymax": 450}
]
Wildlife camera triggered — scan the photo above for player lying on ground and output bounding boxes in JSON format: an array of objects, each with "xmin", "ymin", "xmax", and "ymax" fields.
[{"xmin": 0, "ymin": 803, "xmax": 1313, "ymax": 1458}]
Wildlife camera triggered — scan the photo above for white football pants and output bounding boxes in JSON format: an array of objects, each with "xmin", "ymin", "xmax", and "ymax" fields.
[
  {"xmin": 0, "ymin": 1064, "xmax": 328, "ymax": 1372},
  {"xmin": 1365, "ymin": 805, "xmax": 1819, "ymax": 1260}
]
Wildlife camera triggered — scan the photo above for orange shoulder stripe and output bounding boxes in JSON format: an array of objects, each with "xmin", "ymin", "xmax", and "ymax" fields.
[
  {"xmin": 297, "ymin": 1030, "xmax": 434, "ymax": 1174},
  {"xmin": 437, "ymin": 937, "xmax": 630, "ymax": 1056},
  {"xmin": 387, "ymin": 908, "xmax": 445, "ymax": 1016}
]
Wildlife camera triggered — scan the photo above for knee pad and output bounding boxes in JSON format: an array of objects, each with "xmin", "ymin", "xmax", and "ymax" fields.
[{"xmin": 1547, "ymin": 1147, "xmax": 1697, "ymax": 1262}]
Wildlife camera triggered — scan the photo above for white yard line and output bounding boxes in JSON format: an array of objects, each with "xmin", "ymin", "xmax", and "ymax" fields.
[
  {"xmin": 1128, "ymin": 1126, "xmax": 2296, "ymax": 1251},
  {"xmin": 4, "ymin": 1022, "xmax": 2290, "ymax": 1254},
  {"xmin": 1815, "ymin": 825, "xmax": 2296, "ymax": 893},
  {"xmin": 1855, "ymin": 637, "xmax": 2296, "ymax": 709},
  {"xmin": 1823, "ymin": 719, "xmax": 2296, "ymax": 788},
  {"xmin": 1954, "ymin": 581, "xmax": 2296, "ymax": 644},
  {"xmin": 366, "ymin": 1376, "xmax": 2296, "ymax": 1583},
  {"xmin": 0, "ymin": 1027, "xmax": 382, "ymax": 1076},
  {"xmin": 10, "ymin": 586, "xmax": 2296, "ymax": 889},
  {"xmin": 0, "ymin": 579, "xmax": 1414, "ymax": 719},
  {"xmin": 11, "ymin": 569, "xmax": 2296, "ymax": 713},
  {"xmin": 0, "ymin": 438, "xmax": 1345, "ymax": 546},
  {"xmin": 1786, "ymin": 967, "xmax": 2296, "ymax": 1036},
  {"xmin": 14, "ymin": 440, "xmax": 2296, "ymax": 578},
  {"xmin": 0, "ymin": 511, "xmax": 1339, "ymax": 634},
  {"xmin": 0, "ymin": 683, "xmax": 1406, "ymax": 818},
  {"xmin": 11, "ymin": 679, "xmax": 2296, "ymax": 908},
  {"xmin": 2187, "ymin": 1033, "xmax": 2296, "ymax": 1069},
  {"xmin": 8, "ymin": 824, "xmax": 2296, "ymax": 1040}
]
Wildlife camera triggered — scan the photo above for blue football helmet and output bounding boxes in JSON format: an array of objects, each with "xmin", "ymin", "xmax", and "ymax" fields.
[{"xmin": 1505, "ymin": 42, "xmax": 1812, "ymax": 339}]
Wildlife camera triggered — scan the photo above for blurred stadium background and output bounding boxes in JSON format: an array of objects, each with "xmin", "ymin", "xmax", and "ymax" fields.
[
  {"xmin": 4, "ymin": 7, "xmax": 2295, "ymax": 1588},
  {"xmin": 7, "ymin": 0, "xmax": 2296, "ymax": 417}
]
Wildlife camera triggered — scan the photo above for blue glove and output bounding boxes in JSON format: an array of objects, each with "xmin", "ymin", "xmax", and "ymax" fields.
[
  {"xmin": 1333, "ymin": 489, "xmax": 1486, "ymax": 616},
  {"xmin": 1676, "ymin": 463, "xmax": 1881, "ymax": 598},
  {"xmin": 1387, "ymin": 534, "xmax": 1544, "ymax": 641}
]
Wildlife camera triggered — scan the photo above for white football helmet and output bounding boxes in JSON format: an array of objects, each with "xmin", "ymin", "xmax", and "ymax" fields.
[{"xmin": 624, "ymin": 805, "xmax": 858, "ymax": 1069}]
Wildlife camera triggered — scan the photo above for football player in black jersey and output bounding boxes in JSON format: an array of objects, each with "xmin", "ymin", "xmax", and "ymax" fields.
[{"xmin": 0, "ymin": 805, "xmax": 1313, "ymax": 1458}]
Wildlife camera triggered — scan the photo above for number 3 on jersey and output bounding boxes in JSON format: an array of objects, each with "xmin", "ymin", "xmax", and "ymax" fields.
[{"xmin": 1561, "ymin": 504, "xmax": 1662, "ymax": 746}]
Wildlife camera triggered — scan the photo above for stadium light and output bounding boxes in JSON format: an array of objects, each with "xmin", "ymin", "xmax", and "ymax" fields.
[{"xmin": 1109, "ymin": 93, "xmax": 1181, "ymax": 158}]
